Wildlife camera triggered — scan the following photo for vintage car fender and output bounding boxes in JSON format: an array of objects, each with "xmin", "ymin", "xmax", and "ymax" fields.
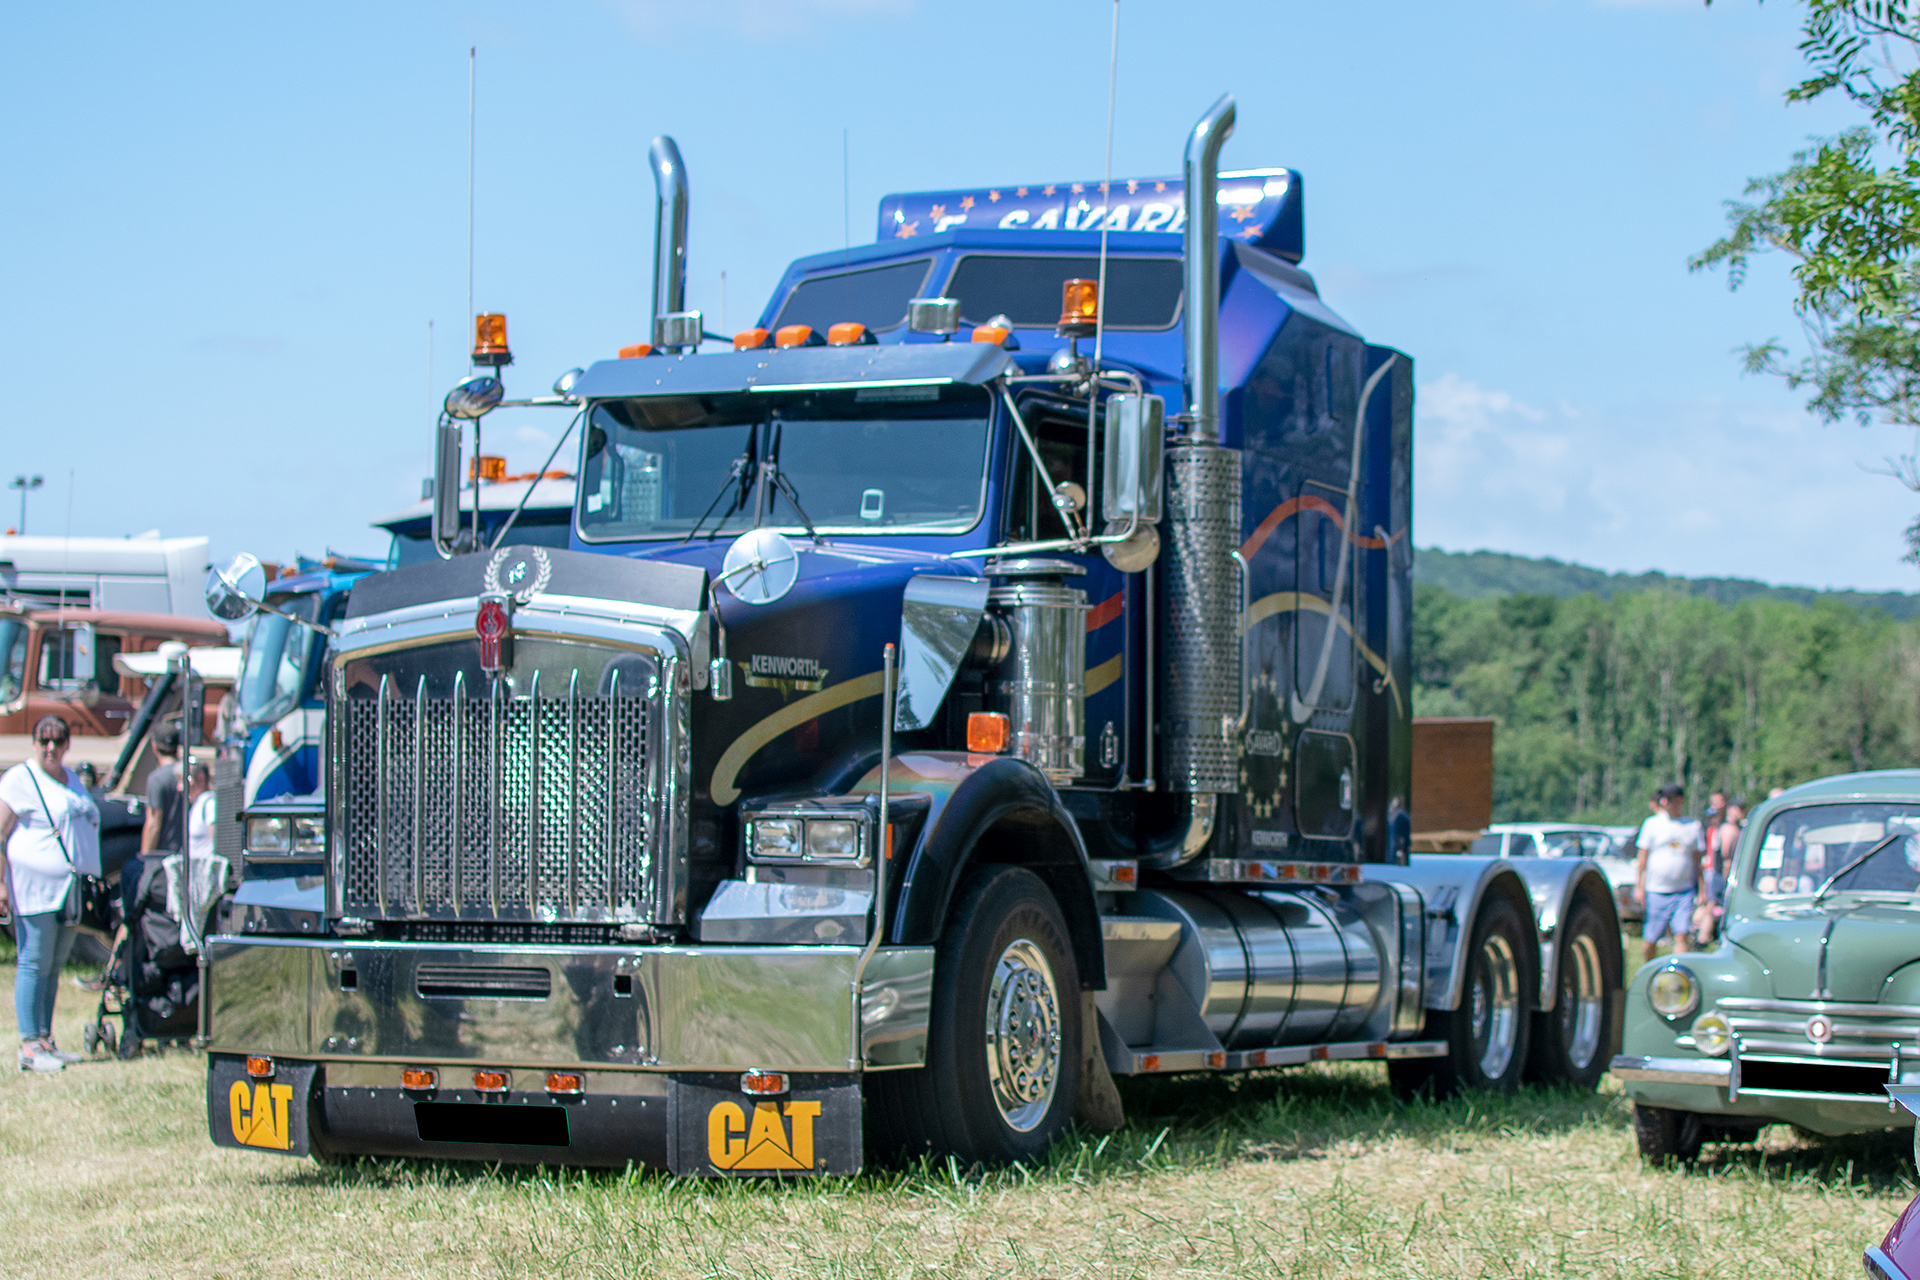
[
  {"xmin": 1371, "ymin": 856, "xmax": 1540, "ymax": 1011},
  {"xmin": 1501, "ymin": 856, "xmax": 1621, "ymax": 1011},
  {"xmin": 848, "ymin": 750, "xmax": 1104, "ymax": 989}
]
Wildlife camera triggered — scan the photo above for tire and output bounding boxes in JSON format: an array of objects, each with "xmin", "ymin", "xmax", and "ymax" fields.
[
  {"xmin": 1529, "ymin": 899, "xmax": 1619, "ymax": 1090},
  {"xmin": 1389, "ymin": 892, "xmax": 1534, "ymax": 1100},
  {"xmin": 866, "ymin": 865, "xmax": 1082, "ymax": 1166},
  {"xmin": 1633, "ymin": 1103, "xmax": 1704, "ymax": 1162}
]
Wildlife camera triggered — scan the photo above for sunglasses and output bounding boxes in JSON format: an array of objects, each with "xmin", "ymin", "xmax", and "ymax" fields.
[{"xmin": 35, "ymin": 737, "xmax": 68, "ymax": 747}]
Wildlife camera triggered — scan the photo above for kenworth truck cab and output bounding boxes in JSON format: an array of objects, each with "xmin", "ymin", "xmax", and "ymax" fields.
[{"xmin": 201, "ymin": 98, "xmax": 1621, "ymax": 1174}]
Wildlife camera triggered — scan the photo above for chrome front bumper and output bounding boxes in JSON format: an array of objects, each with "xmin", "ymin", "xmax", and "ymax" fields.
[
  {"xmin": 1609, "ymin": 1054, "xmax": 1733, "ymax": 1086},
  {"xmin": 203, "ymin": 934, "xmax": 933, "ymax": 1073}
]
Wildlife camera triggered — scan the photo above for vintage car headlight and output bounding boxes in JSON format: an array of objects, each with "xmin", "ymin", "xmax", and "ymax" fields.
[
  {"xmin": 747, "ymin": 811, "xmax": 869, "ymax": 865},
  {"xmin": 292, "ymin": 816, "xmax": 325, "ymax": 854},
  {"xmin": 246, "ymin": 816, "xmax": 291, "ymax": 854},
  {"xmin": 1691, "ymin": 1011, "xmax": 1732, "ymax": 1056},
  {"xmin": 1649, "ymin": 964, "xmax": 1700, "ymax": 1019}
]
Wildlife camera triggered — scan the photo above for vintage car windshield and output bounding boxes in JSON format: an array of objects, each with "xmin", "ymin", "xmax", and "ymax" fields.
[
  {"xmin": 237, "ymin": 594, "xmax": 317, "ymax": 725},
  {"xmin": 576, "ymin": 383, "xmax": 992, "ymax": 541},
  {"xmin": 1745, "ymin": 802, "xmax": 1920, "ymax": 897},
  {"xmin": 0, "ymin": 617, "xmax": 24, "ymax": 704}
]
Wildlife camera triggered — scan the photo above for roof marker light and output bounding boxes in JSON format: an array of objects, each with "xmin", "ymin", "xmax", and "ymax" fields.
[
  {"xmin": 472, "ymin": 313, "xmax": 513, "ymax": 367},
  {"xmin": 617, "ymin": 342, "xmax": 655, "ymax": 359},
  {"xmin": 734, "ymin": 327, "xmax": 772, "ymax": 351},
  {"xmin": 827, "ymin": 322, "xmax": 874, "ymax": 347},
  {"xmin": 775, "ymin": 325, "xmax": 822, "ymax": 349},
  {"xmin": 971, "ymin": 324, "xmax": 1012, "ymax": 346}
]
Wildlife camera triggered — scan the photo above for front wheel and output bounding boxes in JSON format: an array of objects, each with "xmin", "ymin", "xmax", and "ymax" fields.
[
  {"xmin": 1633, "ymin": 1104, "xmax": 1704, "ymax": 1162},
  {"xmin": 1390, "ymin": 892, "xmax": 1535, "ymax": 1100},
  {"xmin": 866, "ymin": 866, "xmax": 1082, "ymax": 1166}
]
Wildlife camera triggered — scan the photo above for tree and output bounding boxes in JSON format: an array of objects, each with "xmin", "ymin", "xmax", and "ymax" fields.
[{"xmin": 1694, "ymin": 2, "xmax": 1920, "ymax": 558}]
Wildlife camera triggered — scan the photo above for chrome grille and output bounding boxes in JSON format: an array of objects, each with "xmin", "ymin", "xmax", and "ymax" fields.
[
  {"xmin": 337, "ymin": 666, "xmax": 659, "ymax": 923},
  {"xmin": 1721, "ymin": 996, "xmax": 1920, "ymax": 1064}
]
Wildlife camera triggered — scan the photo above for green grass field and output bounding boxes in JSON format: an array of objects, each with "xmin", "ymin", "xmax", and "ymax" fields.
[{"xmin": 2, "ymin": 957, "xmax": 1911, "ymax": 1279}]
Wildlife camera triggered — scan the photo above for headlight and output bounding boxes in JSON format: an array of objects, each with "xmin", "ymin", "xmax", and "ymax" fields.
[
  {"xmin": 293, "ymin": 816, "xmax": 325, "ymax": 854},
  {"xmin": 752, "ymin": 819, "xmax": 804, "ymax": 861},
  {"xmin": 1691, "ymin": 1011, "xmax": 1731, "ymax": 1056},
  {"xmin": 246, "ymin": 816, "xmax": 291, "ymax": 853},
  {"xmin": 806, "ymin": 820, "xmax": 861, "ymax": 860},
  {"xmin": 1648, "ymin": 964, "xmax": 1700, "ymax": 1019}
]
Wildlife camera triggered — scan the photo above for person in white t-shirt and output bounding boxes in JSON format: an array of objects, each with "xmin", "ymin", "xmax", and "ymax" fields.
[
  {"xmin": 185, "ymin": 759, "xmax": 214, "ymax": 861},
  {"xmin": 0, "ymin": 715, "xmax": 101, "ymax": 1072},
  {"xmin": 1633, "ymin": 782, "xmax": 1707, "ymax": 967}
]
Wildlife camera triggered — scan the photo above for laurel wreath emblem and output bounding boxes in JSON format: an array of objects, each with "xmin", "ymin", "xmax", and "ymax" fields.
[{"xmin": 482, "ymin": 546, "xmax": 552, "ymax": 605}]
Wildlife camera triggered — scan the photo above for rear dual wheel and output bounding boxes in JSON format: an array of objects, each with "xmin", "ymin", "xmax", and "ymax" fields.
[
  {"xmin": 1530, "ymin": 900, "xmax": 1619, "ymax": 1089},
  {"xmin": 866, "ymin": 866, "xmax": 1081, "ymax": 1166}
]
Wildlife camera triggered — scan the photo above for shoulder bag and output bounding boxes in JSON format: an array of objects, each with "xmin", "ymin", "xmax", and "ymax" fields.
[{"xmin": 21, "ymin": 765, "xmax": 114, "ymax": 940}]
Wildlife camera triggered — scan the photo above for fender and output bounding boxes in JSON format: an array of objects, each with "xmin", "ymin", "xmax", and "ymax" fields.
[
  {"xmin": 1373, "ymin": 856, "xmax": 1539, "ymax": 1012},
  {"xmin": 1501, "ymin": 856, "xmax": 1621, "ymax": 1011},
  {"xmin": 848, "ymin": 751, "xmax": 1104, "ymax": 989}
]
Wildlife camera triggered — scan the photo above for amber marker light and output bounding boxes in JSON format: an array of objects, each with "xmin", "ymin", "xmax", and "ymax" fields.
[
  {"xmin": 469, "ymin": 454, "xmax": 506, "ymax": 483},
  {"xmin": 966, "ymin": 711, "xmax": 1010, "ymax": 753},
  {"xmin": 827, "ymin": 321, "xmax": 872, "ymax": 346},
  {"xmin": 1056, "ymin": 278, "xmax": 1098, "ymax": 337},
  {"xmin": 245, "ymin": 1056, "xmax": 274, "ymax": 1079},
  {"xmin": 472, "ymin": 1070, "xmax": 509, "ymax": 1093},
  {"xmin": 617, "ymin": 342, "xmax": 654, "ymax": 359},
  {"xmin": 401, "ymin": 1068, "xmax": 438, "ymax": 1090},
  {"xmin": 472, "ymin": 313, "xmax": 513, "ymax": 367},
  {"xmin": 971, "ymin": 323, "xmax": 1011, "ymax": 345},
  {"xmin": 734, "ymin": 327, "xmax": 772, "ymax": 350},
  {"xmin": 545, "ymin": 1072, "xmax": 584, "ymax": 1095},
  {"xmin": 740, "ymin": 1070, "xmax": 789, "ymax": 1096},
  {"xmin": 775, "ymin": 324, "xmax": 822, "ymax": 348}
]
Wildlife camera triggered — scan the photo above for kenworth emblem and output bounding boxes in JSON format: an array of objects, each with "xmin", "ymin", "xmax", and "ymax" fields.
[
  {"xmin": 482, "ymin": 545, "xmax": 553, "ymax": 605},
  {"xmin": 475, "ymin": 595, "xmax": 511, "ymax": 673}
]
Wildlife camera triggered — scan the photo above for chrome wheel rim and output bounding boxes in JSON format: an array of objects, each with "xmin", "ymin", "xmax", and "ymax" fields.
[
  {"xmin": 984, "ymin": 938, "xmax": 1062, "ymax": 1132},
  {"xmin": 1469, "ymin": 932, "xmax": 1521, "ymax": 1080},
  {"xmin": 1558, "ymin": 933, "xmax": 1605, "ymax": 1070}
]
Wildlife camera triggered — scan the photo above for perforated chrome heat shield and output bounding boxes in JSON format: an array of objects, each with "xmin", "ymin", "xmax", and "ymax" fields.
[
  {"xmin": 330, "ymin": 631, "xmax": 690, "ymax": 927},
  {"xmin": 1160, "ymin": 443, "xmax": 1242, "ymax": 792}
]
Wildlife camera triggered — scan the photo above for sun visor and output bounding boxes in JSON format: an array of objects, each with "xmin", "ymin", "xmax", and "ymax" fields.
[{"xmin": 572, "ymin": 342, "xmax": 1013, "ymax": 401}]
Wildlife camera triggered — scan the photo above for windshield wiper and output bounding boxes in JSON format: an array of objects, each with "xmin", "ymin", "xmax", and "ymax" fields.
[
  {"xmin": 683, "ymin": 428, "xmax": 759, "ymax": 543},
  {"xmin": 762, "ymin": 422, "xmax": 821, "ymax": 543},
  {"xmin": 1812, "ymin": 833, "xmax": 1904, "ymax": 904}
]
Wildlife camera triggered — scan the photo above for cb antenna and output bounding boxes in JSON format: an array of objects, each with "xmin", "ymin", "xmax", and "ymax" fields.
[{"xmin": 467, "ymin": 45, "xmax": 477, "ymax": 352}]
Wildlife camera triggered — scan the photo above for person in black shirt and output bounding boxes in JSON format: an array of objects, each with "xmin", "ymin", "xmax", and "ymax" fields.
[{"xmin": 141, "ymin": 720, "xmax": 184, "ymax": 858}]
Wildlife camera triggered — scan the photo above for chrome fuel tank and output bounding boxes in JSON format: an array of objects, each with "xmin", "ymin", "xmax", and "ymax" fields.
[{"xmin": 1131, "ymin": 886, "xmax": 1383, "ymax": 1049}]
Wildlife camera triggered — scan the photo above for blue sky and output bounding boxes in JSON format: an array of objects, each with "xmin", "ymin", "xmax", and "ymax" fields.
[{"xmin": 2, "ymin": 0, "xmax": 1906, "ymax": 589}]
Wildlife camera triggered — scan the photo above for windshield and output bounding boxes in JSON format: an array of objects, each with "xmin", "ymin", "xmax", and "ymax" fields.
[
  {"xmin": 237, "ymin": 594, "xmax": 318, "ymax": 724},
  {"xmin": 0, "ymin": 618, "xmax": 23, "ymax": 704},
  {"xmin": 1745, "ymin": 803, "xmax": 1920, "ymax": 897},
  {"xmin": 577, "ymin": 384, "xmax": 993, "ymax": 541}
]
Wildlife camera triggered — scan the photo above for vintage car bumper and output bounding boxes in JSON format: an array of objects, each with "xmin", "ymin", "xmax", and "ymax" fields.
[
  {"xmin": 203, "ymin": 934, "xmax": 931, "ymax": 1170},
  {"xmin": 1609, "ymin": 1054, "xmax": 1733, "ymax": 1086}
]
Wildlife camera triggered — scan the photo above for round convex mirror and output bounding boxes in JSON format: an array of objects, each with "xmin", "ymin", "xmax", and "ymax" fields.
[
  {"xmin": 721, "ymin": 528, "xmax": 801, "ymax": 605},
  {"xmin": 205, "ymin": 552, "xmax": 267, "ymax": 621}
]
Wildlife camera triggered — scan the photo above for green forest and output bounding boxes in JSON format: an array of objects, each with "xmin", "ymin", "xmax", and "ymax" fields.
[{"xmin": 1411, "ymin": 553, "xmax": 1920, "ymax": 824}]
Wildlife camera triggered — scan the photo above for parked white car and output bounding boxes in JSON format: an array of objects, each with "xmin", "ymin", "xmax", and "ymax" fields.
[{"xmin": 1473, "ymin": 823, "xmax": 1641, "ymax": 923}]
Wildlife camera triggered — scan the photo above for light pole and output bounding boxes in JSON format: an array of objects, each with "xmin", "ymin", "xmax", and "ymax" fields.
[{"xmin": 8, "ymin": 474, "xmax": 42, "ymax": 534}]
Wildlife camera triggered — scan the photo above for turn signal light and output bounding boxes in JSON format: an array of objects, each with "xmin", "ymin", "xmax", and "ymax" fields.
[
  {"xmin": 472, "ymin": 313, "xmax": 513, "ymax": 367},
  {"xmin": 775, "ymin": 324, "xmax": 821, "ymax": 348},
  {"xmin": 971, "ymin": 324, "xmax": 1011, "ymax": 345},
  {"xmin": 734, "ymin": 327, "xmax": 772, "ymax": 350},
  {"xmin": 617, "ymin": 342, "xmax": 655, "ymax": 359},
  {"xmin": 472, "ymin": 1070, "xmax": 509, "ymax": 1093},
  {"xmin": 245, "ymin": 1056, "xmax": 274, "ymax": 1079},
  {"xmin": 827, "ymin": 321, "xmax": 873, "ymax": 346},
  {"xmin": 469, "ymin": 454, "xmax": 506, "ymax": 483},
  {"xmin": 545, "ymin": 1072, "xmax": 583, "ymax": 1095},
  {"xmin": 1056, "ymin": 278, "xmax": 1098, "ymax": 337},
  {"xmin": 967, "ymin": 711, "xmax": 1010, "ymax": 753},
  {"xmin": 401, "ymin": 1068, "xmax": 438, "ymax": 1090},
  {"xmin": 740, "ymin": 1070, "xmax": 789, "ymax": 1096}
]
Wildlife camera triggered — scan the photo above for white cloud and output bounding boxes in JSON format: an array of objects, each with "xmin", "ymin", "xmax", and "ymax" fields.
[{"xmin": 1415, "ymin": 373, "xmax": 1920, "ymax": 592}]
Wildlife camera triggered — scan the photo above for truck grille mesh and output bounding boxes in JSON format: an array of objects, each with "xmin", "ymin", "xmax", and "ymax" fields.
[{"xmin": 338, "ymin": 676, "xmax": 655, "ymax": 922}]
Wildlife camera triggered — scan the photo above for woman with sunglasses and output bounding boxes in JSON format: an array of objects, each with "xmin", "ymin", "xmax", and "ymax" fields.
[{"xmin": 0, "ymin": 715, "xmax": 101, "ymax": 1071}]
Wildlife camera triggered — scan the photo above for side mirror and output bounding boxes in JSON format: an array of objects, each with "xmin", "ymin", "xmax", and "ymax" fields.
[
  {"xmin": 433, "ymin": 423, "xmax": 463, "ymax": 547},
  {"xmin": 205, "ymin": 552, "xmax": 267, "ymax": 622},
  {"xmin": 1101, "ymin": 394, "xmax": 1165, "ymax": 525}
]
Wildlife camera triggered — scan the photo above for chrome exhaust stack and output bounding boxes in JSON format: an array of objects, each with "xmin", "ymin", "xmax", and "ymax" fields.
[
  {"xmin": 1182, "ymin": 95, "xmax": 1234, "ymax": 446},
  {"xmin": 649, "ymin": 136, "xmax": 698, "ymax": 348}
]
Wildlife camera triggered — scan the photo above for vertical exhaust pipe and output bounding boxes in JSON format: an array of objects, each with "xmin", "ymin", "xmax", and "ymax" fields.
[
  {"xmin": 649, "ymin": 136, "xmax": 689, "ymax": 338},
  {"xmin": 1182, "ymin": 94, "xmax": 1234, "ymax": 445},
  {"xmin": 1158, "ymin": 93, "xmax": 1243, "ymax": 814}
]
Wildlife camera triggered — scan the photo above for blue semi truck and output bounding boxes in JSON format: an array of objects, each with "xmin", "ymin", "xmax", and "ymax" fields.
[{"xmin": 201, "ymin": 98, "xmax": 1622, "ymax": 1173}]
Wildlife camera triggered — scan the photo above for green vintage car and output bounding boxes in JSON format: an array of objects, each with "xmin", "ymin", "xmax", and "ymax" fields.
[{"xmin": 1613, "ymin": 770, "xmax": 1920, "ymax": 1160}]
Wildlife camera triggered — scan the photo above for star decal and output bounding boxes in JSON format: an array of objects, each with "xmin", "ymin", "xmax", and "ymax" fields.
[
  {"xmin": 1126, "ymin": 179, "xmax": 1139, "ymax": 194},
  {"xmin": 1042, "ymin": 184, "xmax": 1055, "ymax": 196},
  {"xmin": 1229, "ymin": 205, "xmax": 1256, "ymax": 222},
  {"xmin": 895, "ymin": 221, "xmax": 919, "ymax": 238},
  {"xmin": 1238, "ymin": 226, "xmax": 1261, "ymax": 240},
  {"xmin": 988, "ymin": 190, "xmax": 1001, "ymax": 202},
  {"xmin": 930, "ymin": 203, "xmax": 946, "ymax": 220},
  {"xmin": 1016, "ymin": 186, "xmax": 1028, "ymax": 197},
  {"xmin": 960, "ymin": 195, "xmax": 974, "ymax": 210},
  {"xmin": 1154, "ymin": 181, "xmax": 1167, "ymax": 193}
]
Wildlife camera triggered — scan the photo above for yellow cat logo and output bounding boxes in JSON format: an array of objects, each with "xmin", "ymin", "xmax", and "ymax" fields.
[
  {"xmin": 706, "ymin": 1099, "xmax": 823, "ymax": 1171},
  {"xmin": 229, "ymin": 1080, "xmax": 295, "ymax": 1150}
]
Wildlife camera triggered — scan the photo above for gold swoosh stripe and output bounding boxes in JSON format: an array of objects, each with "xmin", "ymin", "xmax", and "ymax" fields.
[
  {"xmin": 710, "ymin": 671, "xmax": 888, "ymax": 805},
  {"xmin": 1242, "ymin": 591, "xmax": 1402, "ymax": 716},
  {"xmin": 1086, "ymin": 653, "xmax": 1123, "ymax": 698}
]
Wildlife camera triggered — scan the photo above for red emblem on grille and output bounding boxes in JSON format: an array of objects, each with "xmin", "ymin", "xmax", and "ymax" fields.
[{"xmin": 476, "ymin": 596, "xmax": 511, "ymax": 672}]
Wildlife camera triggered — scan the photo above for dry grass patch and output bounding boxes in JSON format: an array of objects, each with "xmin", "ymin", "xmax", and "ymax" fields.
[{"xmin": 0, "ymin": 960, "xmax": 1910, "ymax": 1278}]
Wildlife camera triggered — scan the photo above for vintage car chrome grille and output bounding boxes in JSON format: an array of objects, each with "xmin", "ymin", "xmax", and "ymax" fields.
[
  {"xmin": 337, "ymin": 669, "xmax": 659, "ymax": 923},
  {"xmin": 1719, "ymin": 996, "xmax": 1920, "ymax": 1064}
]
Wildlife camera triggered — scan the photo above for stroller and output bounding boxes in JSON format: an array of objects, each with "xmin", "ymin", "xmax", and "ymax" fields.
[{"xmin": 84, "ymin": 852, "xmax": 220, "ymax": 1058}]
